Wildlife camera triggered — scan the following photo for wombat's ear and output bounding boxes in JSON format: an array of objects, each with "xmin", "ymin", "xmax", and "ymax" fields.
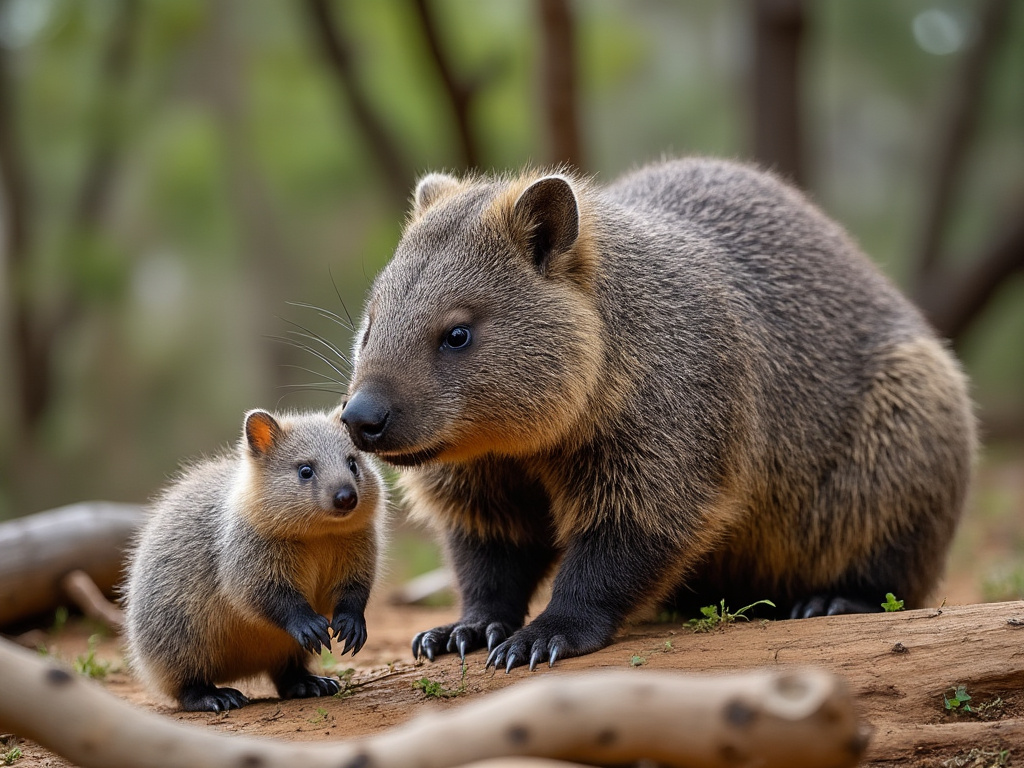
[
  {"xmin": 412, "ymin": 172, "xmax": 460, "ymax": 218},
  {"xmin": 512, "ymin": 175, "xmax": 579, "ymax": 275},
  {"xmin": 244, "ymin": 410, "xmax": 281, "ymax": 457}
]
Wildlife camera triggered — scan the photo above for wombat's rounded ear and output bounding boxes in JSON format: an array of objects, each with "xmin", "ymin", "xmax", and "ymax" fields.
[
  {"xmin": 244, "ymin": 409, "xmax": 281, "ymax": 457},
  {"xmin": 513, "ymin": 175, "xmax": 579, "ymax": 275},
  {"xmin": 412, "ymin": 172, "xmax": 460, "ymax": 217}
]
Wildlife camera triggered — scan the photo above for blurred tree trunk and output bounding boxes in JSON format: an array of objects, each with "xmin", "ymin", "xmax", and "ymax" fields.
[
  {"xmin": 303, "ymin": 0, "xmax": 412, "ymax": 204},
  {"xmin": 411, "ymin": 0, "xmax": 480, "ymax": 171},
  {"xmin": 751, "ymin": 0, "xmax": 805, "ymax": 187},
  {"xmin": 0, "ymin": 35, "xmax": 43, "ymax": 436},
  {"xmin": 74, "ymin": 0, "xmax": 140, "ymax": 230},
  {"xmin": 536, "ymin": 0, "xmax": 583, "ymax": 170},
  {"xmin": 911, "ymin": 0, "xmax": 1011, "ymax": 283},
  {"xmin": 0, "ymin": 0, "xmax": 139, "ymax": 438},
  {"xmin": 909, "ymin": 0, "xmax": 1019, "ymax": 343},
  {"xmin": 204, "ymin": 0, "xmax": 294, "ymax": 390}
]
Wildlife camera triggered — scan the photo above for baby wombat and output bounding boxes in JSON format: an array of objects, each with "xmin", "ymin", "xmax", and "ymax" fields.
[
  {"xmin": 123, "ymin": 408, "xmax": 385, "ymax": 710},
  {"xmin": 341, "ymin": 158, "xmax": 975, "ymax": 672}
]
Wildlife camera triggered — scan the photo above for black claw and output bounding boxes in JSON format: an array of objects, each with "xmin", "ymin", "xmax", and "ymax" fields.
[
  {"xmin": 424, "ymin": 644, "xmax": 435, "ymax": 662},
  {"xmin": 412, "ymin": 634, "xmax": 422, "ymax": 659},
  {"xmin": 505, "ymin": 653, "xmax": 517, "ymax": 673},
  {"xmin": 485, "ymin": 648, "xmax": 499, "ymax": 670},
  {"xmin": 485, "ymin": 624, "xmax": 506, "ymax": 651},
  {"xmin": 549, "ymin": 645, "xmax": 560, "ymax": 667},
  {"xmin": 457, "ymin": 636, "xmax": 468, "ymax": 660},
  {"xmin": 529, "ymin": 649, "xmax": 541, "ymax": 671}
]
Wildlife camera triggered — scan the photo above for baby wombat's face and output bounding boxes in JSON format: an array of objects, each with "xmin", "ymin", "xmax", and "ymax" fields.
[
  {"xmin": 239, "ymin": 409, "xmax": 383, "ymax": 533},
  {"xmin": 342, "ymin": 171, "xmax": 604, "ymax": 467}
]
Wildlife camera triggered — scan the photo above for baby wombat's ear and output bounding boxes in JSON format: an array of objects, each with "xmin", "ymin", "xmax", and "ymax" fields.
[
  {"xmin": 412, "ymin": 172, "xmax": 460, "ymax": 218},
  {"xmin": 244, "ymin": 409, "xmax": 282, "ymax": 458},
  {"xmin": 512, "ymin": 175, "xmax": 579, "ymax": 275}
]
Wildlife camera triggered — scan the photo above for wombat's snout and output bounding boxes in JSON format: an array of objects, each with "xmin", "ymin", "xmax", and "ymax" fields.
[
  {"xmin": 341, "ymin": 389, "xmax": 390, "ymax": 449},
  {"xmin": 333, "ymin": 484, "xmax": 358, "ymax": 511}
]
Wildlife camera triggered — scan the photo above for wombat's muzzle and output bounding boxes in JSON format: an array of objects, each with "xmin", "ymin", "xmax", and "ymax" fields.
[{"xmin": 341, "ymin": 389, "xmax": 390, "ymax": 451}]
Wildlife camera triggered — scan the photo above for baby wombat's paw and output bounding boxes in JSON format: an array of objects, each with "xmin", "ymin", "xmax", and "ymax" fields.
[
  {"xmin": 412, "ymin": 619, "xmax": 518, "ymax": 662},
  {"xmin": 179, "ymin": 683, "xmax": 250, "ymax": 712},
  {"xmin": 330, "ymin": 611, "xmax": 367, "ymax": 656},
  {"xmin": 789, "ymin": 594, "xmax": 882, "ymax": 619},
  {"xmin": 280, "ymin": 674, "xmax": 341, "ymax": 699},
  {"xmin": 285, "ymin": 612, "xmax": 333, "ymax": 654},
  {"xmin": 486, "ymin": 614, "xmax": 611, "ymax": 673}
]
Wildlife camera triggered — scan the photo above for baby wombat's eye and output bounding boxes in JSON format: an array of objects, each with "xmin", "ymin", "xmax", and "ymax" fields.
[
  {"xmin": 441, "ymin": 325, "xmax": 472, "ymax": 351},
  {"xmin": 347, "ymin": 456, "xmax": 359, "ymax": 476},
  {"xmin": 297, "ymin": 464, "xmax": 315, "ymax": 480}
]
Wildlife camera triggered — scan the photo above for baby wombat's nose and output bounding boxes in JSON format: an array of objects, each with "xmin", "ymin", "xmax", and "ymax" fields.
[
  {"xmin": 341, "ymin": 389, "xmax": 390, "ymax": 447},
  {"xmin": 333, "ymin": 484, "xmax": 358, "ymax": 511}
]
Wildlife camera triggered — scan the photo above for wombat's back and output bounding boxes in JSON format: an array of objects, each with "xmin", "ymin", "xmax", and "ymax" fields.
[{"xmin": 602, "ymin": 158, "xmax": 974, "ymax": 607}]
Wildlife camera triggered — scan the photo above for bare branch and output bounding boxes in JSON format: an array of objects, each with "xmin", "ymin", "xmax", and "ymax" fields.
[
  {"xmin": 536, "ymin": 0, "xmax": 583, "ymax": 169},
  {"xmin": 302, "ymin": 0, "xmax": 412, "ymax": 204},
  {"xmin": 751, "ymin": 0, "xmax": 806, "ymax": 187},
  {"xmin": 411, "ymin": 0, "xmax": 480, "ymax": 170},
  {"xmin": 0, "ymin": 641, "xmax": 864, "ymax": 768},
  {"xmin": 919, "ymin": 208, "xmax": 1024, "ymax": 342},
  {"xmin": 60, "ymin": 570, "xmax": 125, "ymax": 631},
  {"xmin": 911, "ymin": 0, "xmax": 1013, "ymax": 286}
]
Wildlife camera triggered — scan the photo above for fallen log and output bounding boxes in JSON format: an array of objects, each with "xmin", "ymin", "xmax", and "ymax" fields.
[
  {"xmin": 0, "ymin": 502, "xmax": 144, "ymax": 627},
  {"xmin": 0, "ymin": 637, "xmax": 864, "ymax": 768}
]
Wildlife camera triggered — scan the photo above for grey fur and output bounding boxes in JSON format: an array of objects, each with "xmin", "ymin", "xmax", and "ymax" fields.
[
  {"xmin": 344, "ymin": 158, "xmax": 976, "ymax": 667},
  {"xmin": 122, "ymin": 408, "xmax": 386, "ymax": 708}
]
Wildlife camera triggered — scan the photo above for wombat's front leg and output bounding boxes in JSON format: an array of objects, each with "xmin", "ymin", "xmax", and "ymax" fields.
[
  {"xmin": 486, "ymin": 521, "xmax": 678, "ymax": 672},
  {"xmin": 331, "ymin": 580, "xmax": 371, "ymax": 655},
  {"xmin": 257, "ymin": 582, "xmax": 333, "ymax": 654},
  {"xmin": 412, "ymin": 528, "xmax": 558, "ymax": 661}
]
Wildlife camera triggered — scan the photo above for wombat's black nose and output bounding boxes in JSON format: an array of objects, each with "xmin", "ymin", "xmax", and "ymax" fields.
[
  {"xmin": 333, "ymin": 484, "xmax": 358, "ymax": 511},
  {"xmin": 341, "ymin": 389, "xmax": 390, "ymax": 446}
]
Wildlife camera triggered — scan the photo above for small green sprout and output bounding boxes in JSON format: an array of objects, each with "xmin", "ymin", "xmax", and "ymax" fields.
[
  {"xmin": 51, "ymin": 606, "xmax": 69, "ymax": 634},
  {"xmin": 943, "ymin": 684, "xmax": 972, "ymax": 713},
  {"xmin": 413, "ymin": 660, "xmax": 468, "ymax": 699},
  {"xmin": 1, "ymin": 738, "xmax": 22, "ymax": 766},
  {"xmin": 307, "ymin": 706, "xmax": 330, "ymax": 725},
  {"xmin": 629, "ymin": 655, "xmax": 646, "ymax": 667},
  {"xmin": 688, "ymin": 599, "xmax": 776, "ymax": 633},
  {"xmin": 664, "ymin": 640, "xmax": 673, "ymax": 651},
  {"xmin": 881, "ymin": 592, "xmax": 905, "ymax": 612},
  {"xmin": 73, "ymin": 635, "xmax": 109, "ymax": 680}
]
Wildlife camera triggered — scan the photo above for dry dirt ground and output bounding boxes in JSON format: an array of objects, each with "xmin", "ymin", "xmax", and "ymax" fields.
[
  {"xmin": 4, "ymin": 450, "xmax": 1024, "ymax": 768},
  {"xmin": 5, "ymin": 595, "xmax": 1024, "ymax": 768}
]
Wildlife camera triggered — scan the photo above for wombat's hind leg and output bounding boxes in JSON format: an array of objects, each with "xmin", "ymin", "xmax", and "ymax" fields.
[
  {"xmin": 179, "ymin": 682, "xmax": 249, "ymax": 712},
  {"xmin": 789, "ymin": 594, "xmax": 881, "ymax": 619},
  {"xmin": 273, "ymin": 659, "xmax": 341, "ymax": 699}
]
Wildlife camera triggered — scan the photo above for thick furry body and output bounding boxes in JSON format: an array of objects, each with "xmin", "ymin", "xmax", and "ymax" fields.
[
  {"xmin": 123, "ymin": 410, "xmax": 385, "ymax": 710},
  {"xmin": 343, "ymin": 158, "xmax": 975, "ymax": 670}
]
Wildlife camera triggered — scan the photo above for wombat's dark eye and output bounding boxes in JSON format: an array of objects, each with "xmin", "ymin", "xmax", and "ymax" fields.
[
  {"xmin": 442, "ymin": 325, "xmax": 472, "ymax": 351},
  {"xmin": 298, "ymin": 464, "xmax": 315, "ymax": 480},
  {"xmin": 347, "ymin": 456, "xmax": 359, "ymax": 475}
]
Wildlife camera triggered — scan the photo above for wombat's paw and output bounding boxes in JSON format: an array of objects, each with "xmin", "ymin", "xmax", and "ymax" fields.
[
  {"xmin": 485, "ymin": 618, "xmax": 609, "ymax": 673},
  {"xmin": 331, "ymin": 611, "xmax": 367, "ymax": 656},
  {"xmin": 412, "ymin": 620, "xmax": 514, "ymax": 661},
  {"xmin": 789, "ymin": 594, "xmax": 881, "ymax": 619},
  {"xmin": 281, "ymin": 674, "xmax": 341, "ymax": 699},
  {"xmin": 286, "ymin": 612, "xmax": 333, "ymax": 654},
  {"xmin": 179, "ymin": 684, "xmax": 249, "ymax": 712}
]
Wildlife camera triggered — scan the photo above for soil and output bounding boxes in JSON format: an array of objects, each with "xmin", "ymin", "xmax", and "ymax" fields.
[
  {"xmin": 5, "ymin": 594, "xmax": 1024, "ymax": 768},
  {"xmin": 4, "ymin": 449, "xmax": 1023, "ymax": 768}
]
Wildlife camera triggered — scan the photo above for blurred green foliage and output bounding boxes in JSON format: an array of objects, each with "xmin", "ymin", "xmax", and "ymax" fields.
[{"xmin": 0, "ymin": 0, "xmax": 1021, "ymax": 524}]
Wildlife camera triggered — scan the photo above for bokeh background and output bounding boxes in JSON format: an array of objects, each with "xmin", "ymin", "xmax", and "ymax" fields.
[{"xmin": 0, "ymin": 0, "xmax": 1021, "ymax": 601}]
